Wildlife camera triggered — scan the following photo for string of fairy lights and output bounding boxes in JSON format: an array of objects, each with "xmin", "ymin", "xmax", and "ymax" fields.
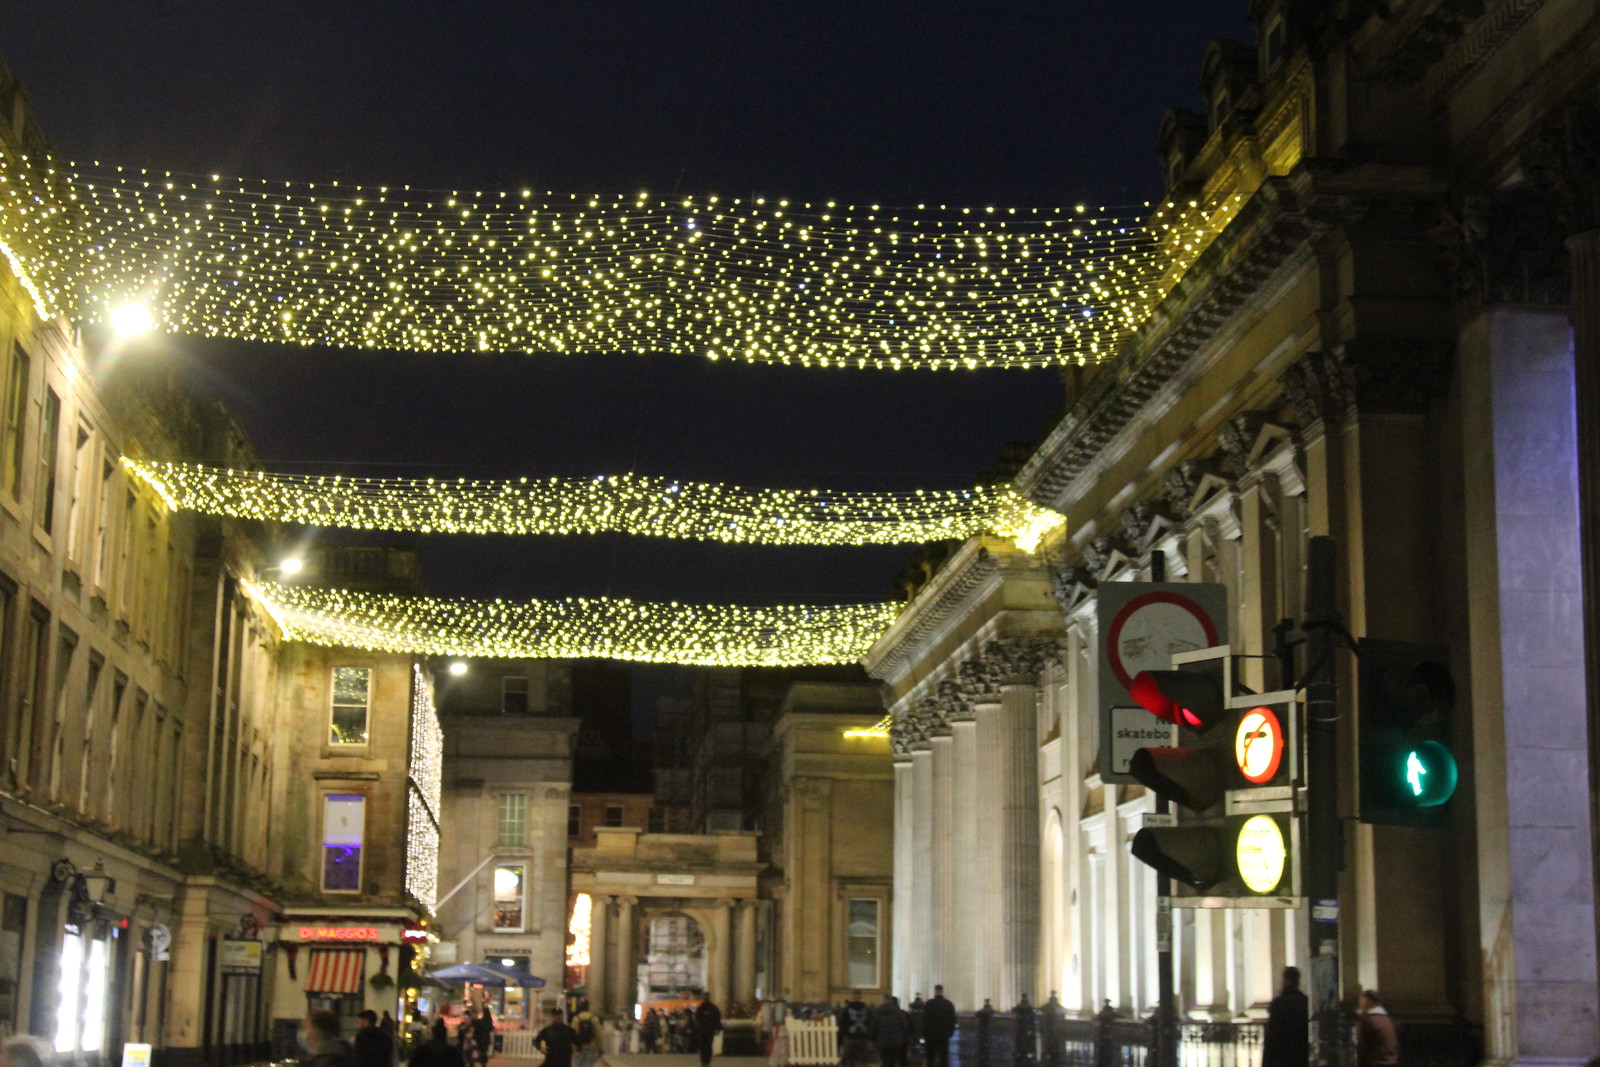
[
  {"xmin": 241, "ymin": 580, "xmax": 901, "ymax": 667},
  {"xmin": 0, "ymin": 143, "xmax": 1249, "ymax": 663},
  {"xmin": 0, "ymin": 152, "xmax": 1238, "ymax": 369},
  {"xmin": 123, "ymin": 458, "xmax": 1065, "ymax": 550}
]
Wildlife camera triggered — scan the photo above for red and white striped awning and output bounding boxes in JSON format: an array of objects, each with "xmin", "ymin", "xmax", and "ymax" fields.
[{"xmin": 305, "ymin": 949, "xmax": 365, "ymax": 994}]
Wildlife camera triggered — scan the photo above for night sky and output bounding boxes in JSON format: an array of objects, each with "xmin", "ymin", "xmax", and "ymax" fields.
[{"xmin": 0, "ymin": 2, "xmax": 1247, "ymax": 611}]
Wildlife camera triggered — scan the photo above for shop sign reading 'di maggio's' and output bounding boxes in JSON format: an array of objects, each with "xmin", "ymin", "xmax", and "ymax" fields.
[{"xmin": 1097, "ymin": 582, "xmax": 1228, "ymax": 783}]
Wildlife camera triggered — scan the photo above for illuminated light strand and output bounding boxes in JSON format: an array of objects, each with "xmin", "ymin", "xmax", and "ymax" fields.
[
  {"xmin": 0, "ymin": 153, "xmax": 1242, "ymax": 369},
  {"xmin": 241, "ymin": 580, "xmax": 901, "ymax": 667},
  {"xmin": 406, "ymin": 663, "xmax": 443, "ymax": 912},
  {"xmin": 123, "ymin": 458, "xmax": 1065, "ymax": 551},
  {"xmin": 843, "ymin": 714, "xmax": 893, "ymax": 739}
]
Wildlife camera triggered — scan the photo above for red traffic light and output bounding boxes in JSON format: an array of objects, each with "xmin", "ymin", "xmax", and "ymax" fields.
[{"xmin": 1130, "ymin": 670, "xmax": 1224, "ymax": 730}]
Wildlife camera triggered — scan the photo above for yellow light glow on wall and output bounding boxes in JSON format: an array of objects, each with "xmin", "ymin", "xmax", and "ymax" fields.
[
  {"xmin": 567, "ymin": 893, "xmax": 592, "ymax": 968},
  {"xmin": 0, "ymin": 153, "xmax": 1237, "ymax": 370},
  {"xmin": 843, "ymin": 714, "xmax": 892, "ymax": 739},
  {"xmin": 240, "ymin": 579, "xmax": 899, "ymax": 667},
  {"xmin": 124, "ymin": 458, "xmax": 1064, "ymax": 550}
]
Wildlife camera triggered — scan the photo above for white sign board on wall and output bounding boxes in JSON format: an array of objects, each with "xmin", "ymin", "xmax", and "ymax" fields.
[{"xmin": 1096, "ymin": 581, "xmax": 1227, "ymax": 782}]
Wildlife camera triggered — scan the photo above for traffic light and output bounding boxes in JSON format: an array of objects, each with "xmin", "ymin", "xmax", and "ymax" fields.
[
  {"xmin": 1359, "ymin": 639, "xmax": 1458, "ymax": 826},
  {"xmin": 1126, "ymin": 647, "xmax": 1299, "ymax": 902}
]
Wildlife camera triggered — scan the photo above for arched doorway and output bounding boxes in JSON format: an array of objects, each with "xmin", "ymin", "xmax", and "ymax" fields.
[{"xmin": 642, "ymin": 913, "xmax": 706, "ymax": 1006}]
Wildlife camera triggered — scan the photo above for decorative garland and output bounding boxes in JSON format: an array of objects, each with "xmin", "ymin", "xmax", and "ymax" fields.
[
  {"xmin": 0, "ymin": 153, "xmax": 1237, "ymax": 369},
  {"xmin": 125, "ymin": 458, "xmax": 1065, "ymax": 550},
  {"xmin": 242, "ymin": 580, "xmax": 901, "ymax": 667}
]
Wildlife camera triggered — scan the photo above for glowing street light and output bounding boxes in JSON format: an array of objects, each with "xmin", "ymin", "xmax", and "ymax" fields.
[
  {"xmin": 109, "ymin": 303, "xmax": 156, "ymax": 339},
  {"xmin": 448, "ymin": 661, "xmax": 468, "ymax": 676}
]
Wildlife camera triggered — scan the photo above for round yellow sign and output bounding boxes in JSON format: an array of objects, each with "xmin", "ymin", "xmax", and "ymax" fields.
[{"xmin": 1235, "ymin": 814, "xmax": 1287, "ymax": 894}]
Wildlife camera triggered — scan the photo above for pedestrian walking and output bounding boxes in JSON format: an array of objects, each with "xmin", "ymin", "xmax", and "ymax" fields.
[
  {"xmin": 573, "ymin": 997, "xmax": 602, "ymax": 1067},
  {"xmin": 839, "ymin": 991, "xmax": 873, "ymax": 1067},
  {"xmin": 920, "ymin": 986, "xmax": 956, "ymax": 1067},
  {"xmin": 642, "ymin": 1008, "xmax": 662, "ymax": 1054},
  {"xmin": 872, "ymin": 995, "xmax": 912, "ymax": 1067},
  {"xmin": 471, "ymin": 1008, "xmax": 495, "ymax": 1067},
  {"xmin": 1355, "ymin": 990, "xmax": 1401, "ymax": 1067},
  {"xmin": 694, "ymin": 993, "xmax": 723, "ymax": 1067},
  {"xmin": 1261, "ymin": 967, "xmax": 1309, "ymax": 1067},
  {"xmin": 356, "ymin": 1010, "xmax": 396, "ymax": 1067},
  {"xmin": 535, "ymin": 1002, "xmax": 580, "ymax": 1067},
  {"xmin": 301, "ymin": 1009, "xmax": 358, "ymax": 1067},
  {"xmin": 410, "ymin": 1022, "xmax": 467, "ymax": 1067}
]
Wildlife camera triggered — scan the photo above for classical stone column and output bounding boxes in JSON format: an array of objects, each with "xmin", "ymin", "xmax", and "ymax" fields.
[
  {"xmin": 736, "ymin": 899, "xmax": 758, "ymax": 1007},
  {"xmin": 710, "ymin": 899, "xmax": 733, "ymax": 1007},
  {"xmin": 589, "ymin": 894, "xmax": 611, "ymax": 1014},
  {"xmin": 948, "ymin": 683, "xmax": 979, "ymax": 1011},
  {"xmin": 994, "ymin": 639, "xmax": 1049, "ymax": 1007},
  {"xmin": 612, "ymin": 895, "xmax": 637, "ymax": 1016},
  {"xmin": 928, "ymin": 695, "xmax": 954, "ymax": 994},
  {"xmin": 891, "ymin": 717, "xmax": 914, "ymax": 1000},
  {"xmin": 911, "ymin": 731, "xmax": 934, "ymax": 1000},
  {"xmin": 964, "ymin": 654, "xmax": 1004, "ymax": 1007}
]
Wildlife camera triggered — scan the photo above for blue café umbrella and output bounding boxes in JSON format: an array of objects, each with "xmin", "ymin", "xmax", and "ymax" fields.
[
  {"xmin": 427, "ymin": 962, "xmax": 515, "ymax": 987},
  {"xmin": 476, "ymin": 960, "xmax": 547, "ymax": 988}
]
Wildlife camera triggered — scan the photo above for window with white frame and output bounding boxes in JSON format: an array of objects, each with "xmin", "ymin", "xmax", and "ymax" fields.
[
  {"xmin": 493, "ymin": 864, "xmax": 525, "ymax": 931},
  {"xmin": 845, "ymin": 898, "xmax": 880, "ymax": 988},
  {"xmin": 496, "ymin": 793, "xmax": 527, "ymax": 847},
  {"xmin": 329, "ymin": 667, "xmax": 371, "ymax": 745},
  {"xmin": 322, "ymin": 794, "xmax": 365, "ymax": 892}
]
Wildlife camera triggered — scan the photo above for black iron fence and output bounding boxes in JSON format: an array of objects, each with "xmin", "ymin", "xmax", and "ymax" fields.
[{"xmin": 936, "ymin": 998, "xmax": 1481, "ymax": 1067}]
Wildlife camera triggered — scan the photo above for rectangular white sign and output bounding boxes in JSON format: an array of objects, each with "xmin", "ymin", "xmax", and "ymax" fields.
[{"xmin": 1109, "ymin": 706, "xmax": 1177, "ymax": 776}]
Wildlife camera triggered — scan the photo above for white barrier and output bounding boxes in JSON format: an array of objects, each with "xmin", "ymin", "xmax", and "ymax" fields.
[
  {"xmin": 498, "ymin": 1031, "xmax": 545, "ymax": 1061},
  {"xmin": 783, "ymin": 1019, "xmax": 838, "ymax": 1066}
]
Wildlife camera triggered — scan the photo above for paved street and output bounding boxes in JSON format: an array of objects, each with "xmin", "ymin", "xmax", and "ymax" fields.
[{"xmin": 488, "ymin": 1057, "xmax": 771, "ymax": 1067}]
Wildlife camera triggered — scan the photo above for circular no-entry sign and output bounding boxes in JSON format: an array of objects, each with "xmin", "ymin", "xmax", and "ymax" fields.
[{"xmin": 1105, "ymin": 590, "xmax": 1221, "ymax": 692}]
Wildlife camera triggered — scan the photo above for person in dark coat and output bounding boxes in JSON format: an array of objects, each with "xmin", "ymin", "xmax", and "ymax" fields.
[
  {"xmin": 535, "ymin": 1003, "xmax": 579, "ymax": 1067},
  {"xmin": 1261, "ymin": 967, "xmax": 1309, "ymax": 1067},
  {"xmin": 410, "ymin": 1021, "xmax": 467, "ymax": 1067},
  {"xmin": 694, "ymin": 994, "xmax": 723, "ymax": 1067},
  {"xmin": 355, "ymin": 1010, "xmax": 396, "ymax": 1067},
  {"xmin": 921, "ymin": 985, "xmax": 956, "ymax": 1067},
  {"xmin": 301, "ymin": 1009, "xmax": 358, "ymax": 1067},
  {"xmin": 470, "ymin": 1009, "xmax": 495, "ymax": 1067},
  {"xmin": 872, "ymin": 995, "xmax": 912, "ymax": 1067},
  {"xmin": 1356, "ymin": 990, "xmax": 1401, "ymax": 1067},
  {"xmin": 839, "ymin": 991, "xmax": 874, "ymax": 1067}
]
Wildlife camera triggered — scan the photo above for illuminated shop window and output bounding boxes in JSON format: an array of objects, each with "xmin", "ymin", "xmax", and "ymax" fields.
[
  {"xmin": 323, "ymin": 794, "xmax": 365, "ymax": 892},
  {"xmin": 493, "ymin": 864, "xmax": 525, "ymax": 932},
  {"xmin": 330, "ymin": 667, "xmax": 371, "ymax": 745}
]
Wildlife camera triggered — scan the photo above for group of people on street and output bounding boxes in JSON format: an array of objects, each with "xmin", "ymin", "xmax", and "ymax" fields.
[
  {"xmin": 1262, "ymin": 967, "xmax": 1400, "ymax": 1067},
  {"xmin": 833, "ymin": 984, "xmax": 955, "ymax": 1067},
  {"xmin": 638, "ymin": 998, "xmax": 723, "ymax": 1059}
]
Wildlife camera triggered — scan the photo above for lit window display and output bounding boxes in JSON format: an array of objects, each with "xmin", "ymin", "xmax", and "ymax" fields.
[{"xmin": 493, "ymin": 865, "xmax": 525, "ymax": 932}]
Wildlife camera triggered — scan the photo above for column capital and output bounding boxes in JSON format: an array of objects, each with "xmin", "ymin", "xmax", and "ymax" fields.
[
  {"xmin": 937, "ymin": 677, "xmax": 975, "ymax": 724},
  {"xmin": 616, "ymin": 895, "xmax": 638, "ymax": 907},
  {"xmin": 1525, "ymin": 102, "xmax": 1600, "ymax": 237},
  {"xmin": 985, "ymin": 637, "xmax": 1059, "ymax": 688}
]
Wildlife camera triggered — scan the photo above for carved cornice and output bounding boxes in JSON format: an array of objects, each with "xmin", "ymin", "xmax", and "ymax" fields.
[
  {"xmin": 1048, "ymin": 563, "xmax": 1097, "ymax": 617},
  {"xmin": 1278, "ymin": 349, "xmax": 1356, "ymax": 426},
  {"xmin": 984, "ymin": 637, "xmax": 1059, "ymax": 688},
  {"xmin": 1017, "ymin": 175, "xmax": 1352, "ymax": 512},
  {"xmin": 1420, "ymin": 0, "xmax": 1546, "ymax": 99}
]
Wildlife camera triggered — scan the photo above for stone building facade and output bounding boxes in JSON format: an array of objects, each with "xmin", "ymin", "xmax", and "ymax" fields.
[
  {"xmin": 872, "ymin": 3, "xmax": 1600, "ymax": 1064},
  {"xmin": 434, "ymin": 658, "xmax": 578, "ymax": 1027}
]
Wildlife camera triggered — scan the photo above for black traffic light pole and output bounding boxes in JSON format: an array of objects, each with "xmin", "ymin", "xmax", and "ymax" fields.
[
  {"xmin": 1305, "ymin": 537, "xmax": 1341, "ymax": 1067},
  {"xmin": 1150, "ymin": 551, "xmax": 1177, "ymax": 1067}
]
